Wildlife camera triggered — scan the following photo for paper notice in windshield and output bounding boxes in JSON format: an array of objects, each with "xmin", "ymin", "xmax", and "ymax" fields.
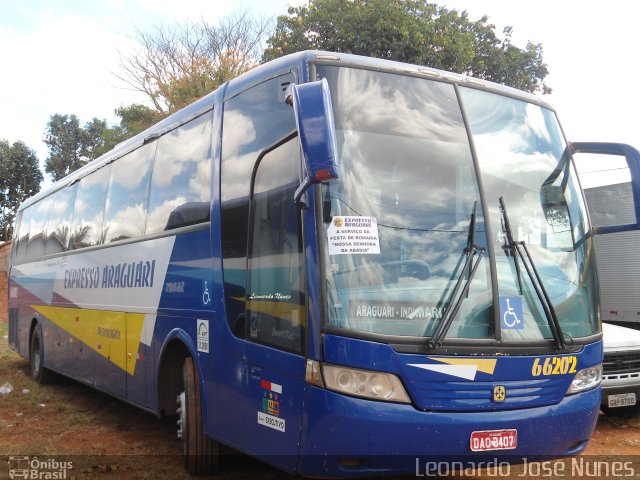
[{"xmin": 327, "ymin": 216, "xmax": 380, "ymax": 255}]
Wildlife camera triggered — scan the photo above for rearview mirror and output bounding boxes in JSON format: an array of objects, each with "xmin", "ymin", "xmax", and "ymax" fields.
[
  {"xmin": 287, "ymin": 79, "xmax": 339, "ymax": 203},
  {"xmin": 540, "ymin": 184, "xmax": 570, "ymax": 229}
]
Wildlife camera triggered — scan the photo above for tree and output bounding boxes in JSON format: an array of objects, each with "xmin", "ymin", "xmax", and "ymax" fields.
[
  {"xmin": 0, "ymin": 140, "xmax": 42, "ymax": 240},
  {"xmin": 263, "ymin": 0, "xmax": 550, "ymax": 94},
  {"xmin": 113, "ymin": 104, "xmax": 163, "ymax": 139},
  {"xmin": 44, "ymin": 114, "xmax": 121, "ymax": 182},
  {"xmin": 116, "ymin": 11, "xmax": 272, "ymax": 115}
]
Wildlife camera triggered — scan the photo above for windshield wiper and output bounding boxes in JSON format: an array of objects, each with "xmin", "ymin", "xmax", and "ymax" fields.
[
  {"xmin": 428, "ymin": 202, "xmax": 485, "ymax": 350},
  {"xmin": 499, "ymin": 197, "xmax": 566, "ymax": 350}
]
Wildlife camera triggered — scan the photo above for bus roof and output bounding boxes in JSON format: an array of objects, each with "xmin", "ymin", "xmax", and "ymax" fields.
[{"xmin": 22, "ymin": 50, "xmax": 553, "ymax": 211}]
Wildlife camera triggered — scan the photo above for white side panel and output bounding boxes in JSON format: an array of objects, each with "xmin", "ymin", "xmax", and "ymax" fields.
[
  {"xmin": 594, "ymin": 232, "xmax": 640, "ymax": 323},
  {"xmin": 13, "ymin": 236, "xmax": 176, "ymax": 314}
]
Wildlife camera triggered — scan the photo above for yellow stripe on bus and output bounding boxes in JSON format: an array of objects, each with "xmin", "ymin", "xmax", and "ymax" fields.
[
  {"xmin": 32, "ymin": 305, "xmax": 144, "ymax": 376},
  {"xmin": 428, "ymin": 357, "xmax": 497, "ymax": 375}
]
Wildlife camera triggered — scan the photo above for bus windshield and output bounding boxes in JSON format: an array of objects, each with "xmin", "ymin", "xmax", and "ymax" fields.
[{"xmin": 319, "ymin": 65, "xmax": 598, "ymax": 343}]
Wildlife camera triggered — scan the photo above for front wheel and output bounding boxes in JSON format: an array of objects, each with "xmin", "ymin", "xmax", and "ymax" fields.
[
  {"xmin": 30, "ymin": 325, "xmax": 53, "ymax": 384},
  {"xmin": 177, "ymin": 357, "xmax": 219, "ymax": 474}
]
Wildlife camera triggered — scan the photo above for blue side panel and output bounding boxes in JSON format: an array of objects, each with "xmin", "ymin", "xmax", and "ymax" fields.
[
  {"xmin": 157, "ymin": 229, "xmax": 215, "ymax": 313},
  {"xmin": 148, "ymin": 228, "xmax": 215, "ymax": 411}
]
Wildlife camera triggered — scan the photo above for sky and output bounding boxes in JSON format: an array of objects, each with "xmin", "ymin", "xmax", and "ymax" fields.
[{"xmin": 0, "ymin": 0, "xmax": 638, "ymax": 188}]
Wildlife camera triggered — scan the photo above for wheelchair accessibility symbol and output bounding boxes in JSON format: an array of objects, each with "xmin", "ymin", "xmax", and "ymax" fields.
[
  {"xmin": 499, "ymin": 296, "xmax": 524, "ymax": 330},
  {"xmin": 202, "ymin": 281, "xmax": 211, "ymax": 306}
]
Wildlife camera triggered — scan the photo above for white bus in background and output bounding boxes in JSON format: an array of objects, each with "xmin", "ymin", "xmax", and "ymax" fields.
[
  {"xmin": 578, "ymin": 147, "xmax": 640, "ymax": 328},
  {"xmin": 576, "ymin": 144, "xmax": 640, "ymax": 414}
]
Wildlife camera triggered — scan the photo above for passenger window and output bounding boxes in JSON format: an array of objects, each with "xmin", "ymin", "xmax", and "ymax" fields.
[
  {"xmin": 146, "ymin": 112, "xmax": 212, "ymax": 234},
  {"xmin": 246, "ymin": 138, "xmax": 304, "ymax": 353},
  {"xmin": 14, "ymin": 209, "xmax": 29, "ymax": 261},
  {"xmin": 103, "ymin": 143, "xmax": 155, "ymax": 242},
  {"xmin": 45, "ymin": 184, "xmax": 77, "ymax": 254},
  {"xmin": 69, "ymin": 165, "xmax": 111, "ymax": 249},
  {"xmin": 27, "ymin": 196, "xmax": 53, "ymax": 258}
]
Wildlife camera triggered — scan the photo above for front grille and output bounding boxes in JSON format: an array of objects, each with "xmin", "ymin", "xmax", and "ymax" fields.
[
  {"xmin": 410, "ymin": 377, "xmax": 568, "ymax": 411},
  {"xmin": 603, "ymin": 352, "xmax": 640, "ymax": 374}
]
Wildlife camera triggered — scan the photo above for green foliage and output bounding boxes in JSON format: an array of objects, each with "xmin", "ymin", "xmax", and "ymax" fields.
[
  {"xmin": 0, "ymin": 139, "xmax": 42, "ymax": 240},
  {"xmin": 43, "ymin": 114, "xmax": 125, "ymax": 182},
  {"xmin": 263, "ymin": 0, "xmax": 550, "ymax": 94},
  {"xmin": 115, "ymin": 104, "xmax": 165, "ymax": 138}
]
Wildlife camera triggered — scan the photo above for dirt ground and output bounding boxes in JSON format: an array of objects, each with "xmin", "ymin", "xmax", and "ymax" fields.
[{"xmin": 1, "ymin": 319, "xmax": 639, "ymax": 479}]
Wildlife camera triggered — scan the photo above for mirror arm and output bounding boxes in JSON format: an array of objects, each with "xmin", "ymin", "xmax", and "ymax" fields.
[{"xmin": 294, "ymin": 177, "xmax": 312, "ymax": 206}]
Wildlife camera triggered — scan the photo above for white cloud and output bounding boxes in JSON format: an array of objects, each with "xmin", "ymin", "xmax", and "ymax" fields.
[
  {"xmin": 134, "ymin": 0, "xmax": 231, "ymax": 21},
  {"xmin": 0, "ymin": 9, "xmax": 149, "ymax": 167}
]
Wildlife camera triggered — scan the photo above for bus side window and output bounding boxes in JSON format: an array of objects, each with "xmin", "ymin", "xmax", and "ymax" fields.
[
  {"xmin": 27, "ymin": 196, "xmax": 53, "ymax": 259},
  {"xmin": 103, "ymin": 143, "xmax": 155, "ymax": 243},
  {"xmin": 247, "ymin": 138, "xmax": 304, "ymax": 353},
  {"xmin": 14, "ymin": 209, "xmax": 29, "ymax": 262},
  {"xmin": 146, "ymin": 111, "xmax": 213, "ymax": 235},
  {"xmin": 69, "ymin": 165, "xmax": 111, "ymax": 250},
  {"xmin": 45, "ymin": 184, "xmax": 77, "ymax": 254}
]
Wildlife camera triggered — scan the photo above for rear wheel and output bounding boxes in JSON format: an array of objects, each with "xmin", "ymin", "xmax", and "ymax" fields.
[
  {"xmin": 30, "ymin": 325, "xmax": 53, "ymax": 384},
  {"xmin": 177, "ymin": 357, "xmax": 219, "ymax": 474}
]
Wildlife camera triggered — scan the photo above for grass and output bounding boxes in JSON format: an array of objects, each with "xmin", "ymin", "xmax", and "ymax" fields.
[
  {"xmin": 0, "ymin": 319, "xmax": 190, "ymax": 477},
  {"xmin": 0, "ymin": 319, "xmax": 292, "ymax": 479}
]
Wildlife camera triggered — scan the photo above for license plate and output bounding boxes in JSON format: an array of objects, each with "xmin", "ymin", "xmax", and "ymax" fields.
[
  {"xmin": 608, "ymin": 393, "xmax": 637, "ymax": 408},
  {"xmin": 470, "ymin": 429, "xmax": 517, "ymax": 452}
]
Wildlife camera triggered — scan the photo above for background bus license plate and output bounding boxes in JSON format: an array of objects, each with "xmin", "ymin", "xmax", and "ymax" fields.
[
  {"xmin": 470, "ymin": 429, "xmax": 517, "ymax": 452},
  {"xmin": 608, "ymin": 393, "xmax": 636, "ymax": 408}
]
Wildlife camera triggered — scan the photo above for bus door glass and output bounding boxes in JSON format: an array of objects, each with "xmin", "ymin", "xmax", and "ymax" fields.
[{"xmin": 220, "ymin": 73, "xmax": 306, "ymax": 466}]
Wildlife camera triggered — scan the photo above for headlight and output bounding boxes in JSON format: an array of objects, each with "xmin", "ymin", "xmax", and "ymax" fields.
[
  {"xmin": 322, "ymin": 364, "xmax": 411, "ymax": 403},
  {"xmin": 567, "ymin": 364, "xmax": 602, "ymax": 394}
]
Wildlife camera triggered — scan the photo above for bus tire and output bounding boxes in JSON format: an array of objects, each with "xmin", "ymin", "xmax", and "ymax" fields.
[
  {"xmin": 30, "ymin": 324, "xmax": 53, "ymax": 384},
  {"xmin": 178, "ymin": 357, "xmax": 219, "ymax": 475}
]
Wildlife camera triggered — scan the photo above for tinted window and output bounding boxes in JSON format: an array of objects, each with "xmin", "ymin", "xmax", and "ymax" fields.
[
  {"xmin": 45, "ymin": 184, "xmax": 77, "ymax": 254},
  {"xmin": 27, "ymin": 195, "xmax": 53, "ymax": 258},
  {"xmin": 247, "ymin": 139, "xmax": 304, "ymax": 352},
  {"xmin": 103, "ymin": 143, "xmax": 155, "ymax": 242},
  {"xmin": 69, "ymin": 165, "xmax": 111, "ymax": 249},
  {"xmin": 146, "ymin": 112, "xmax": 213, "ymax": 234},
  {"xmin": 14, "ymin": 209, "xmax": 29, "ymax": 261},
  {"xmin": 220, "ymin": 74, "xmax": 296, "ymax": 336}
]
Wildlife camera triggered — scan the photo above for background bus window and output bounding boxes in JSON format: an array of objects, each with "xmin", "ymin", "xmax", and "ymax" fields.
[
  {"xmin": 103, "ymin": 143, "xmax": 155, "ymax": 243},
  {"xmin": 44, "ymin": 184, "xmax": 77, "ymax": 254},
  {"xmin": 247, "ymin": 138, "xmax": 304, "ymax": 353},
  {"xmin": 577, "ymin": 153, "xmax": 636, "ymax": 228},
  {"xmin": 69, "ymin": 165, "xmax": 111, "ymax": 249},
  {"xmin": 146, "ymin": 111, "xmax": 213, "ymax": 234}
]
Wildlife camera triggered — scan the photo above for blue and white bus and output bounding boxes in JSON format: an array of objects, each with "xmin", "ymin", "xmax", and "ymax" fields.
[{"xmin": 7, "ymin": 51, "xmax": 624, "ymax": 476}]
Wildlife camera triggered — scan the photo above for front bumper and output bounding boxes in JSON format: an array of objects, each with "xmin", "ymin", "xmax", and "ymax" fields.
[{"xmin": 298, "ymin": 386, "xmax": 600, "ymax": 478}]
